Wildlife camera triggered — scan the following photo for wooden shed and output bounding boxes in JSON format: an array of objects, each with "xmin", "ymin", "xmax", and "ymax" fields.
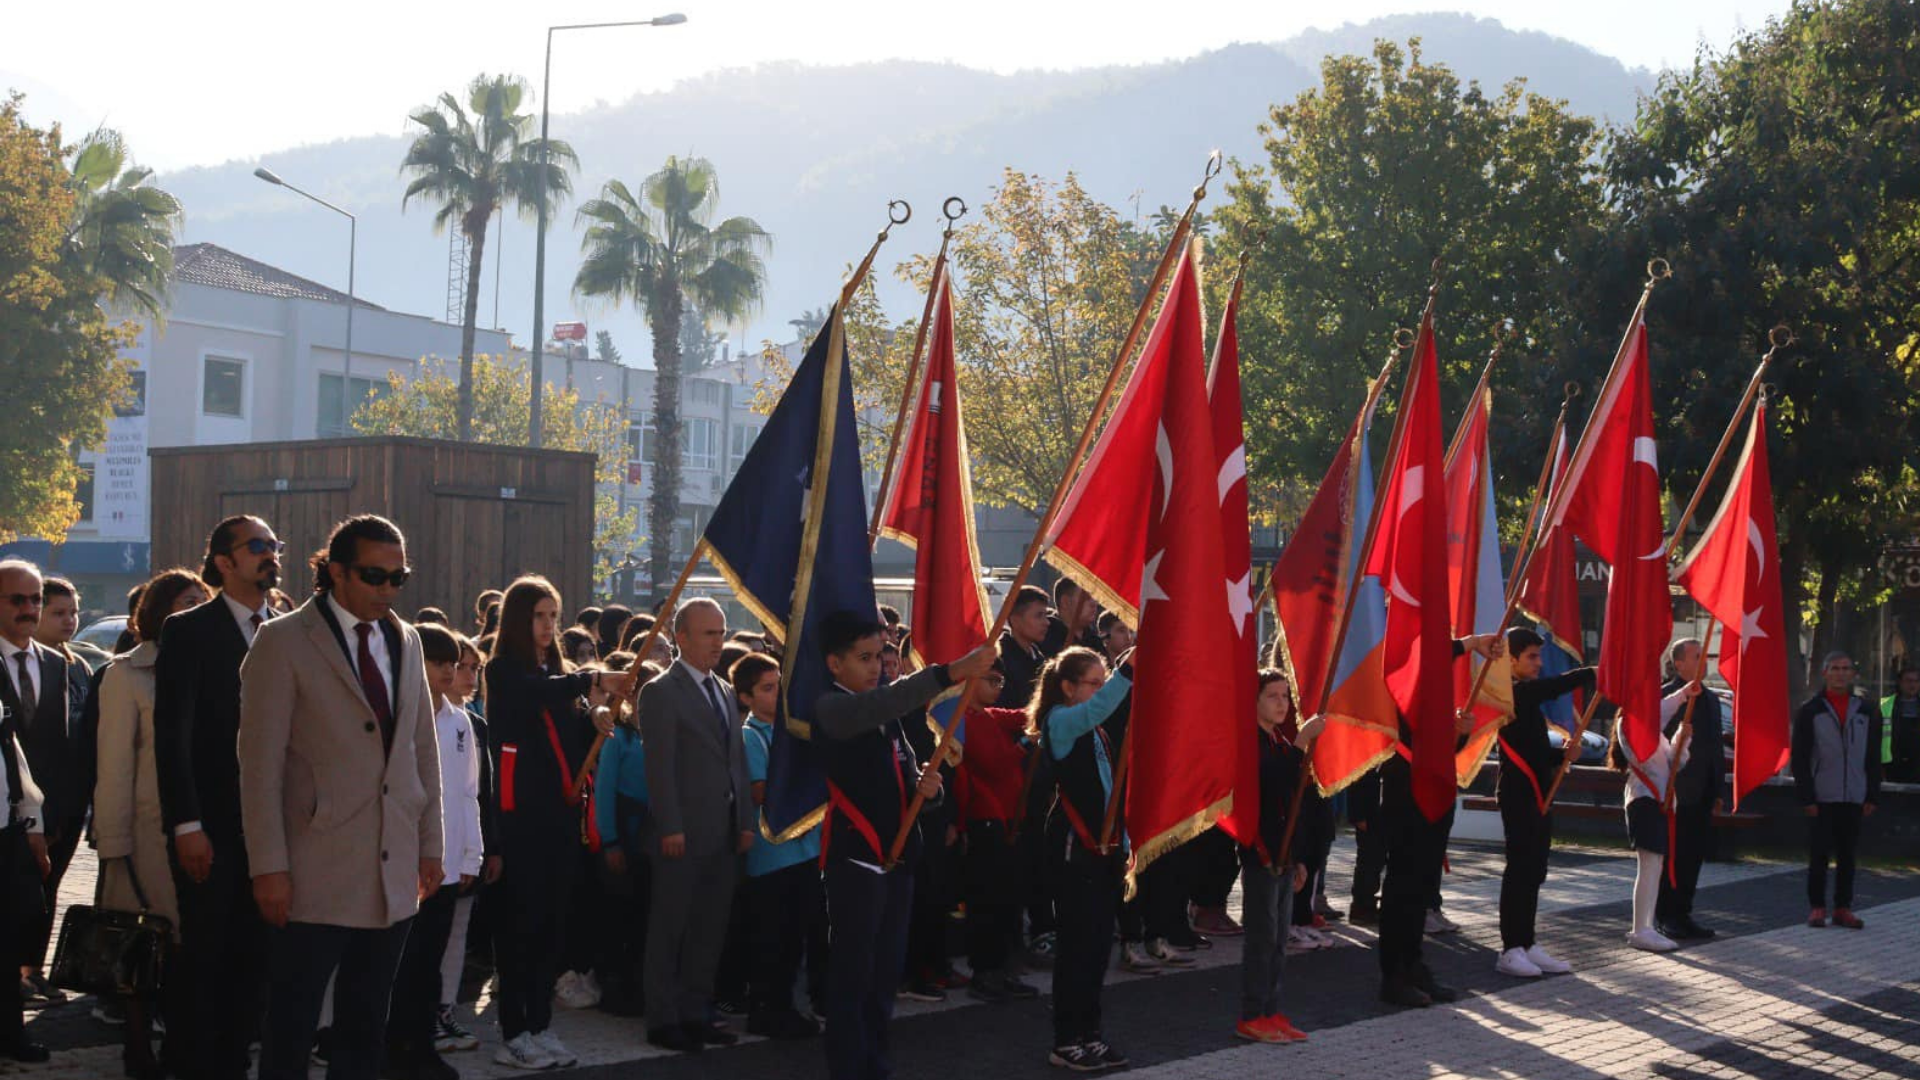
[{"xmin": 149, "ymin": 437, "xmax": 597, "ymax": 622}]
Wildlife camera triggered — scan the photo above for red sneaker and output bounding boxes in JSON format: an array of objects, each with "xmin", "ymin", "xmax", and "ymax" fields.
[
  {"xmin": 1264, "ymin": 1014, "xmax": 1308, "ymax": 1042},
  {"xmin": 1310, "ymin": 913, "xmax": 1329, "ymax": 930},
  {"xmin": 1235, "ymin": 1017, "xmax": 1286, "ymax": 1043},
  {"xmin": 1831, "ymin": 908, "xmax": 1864, "ymax": 930},
  {"xmin": 1807, "ymin": 907, "xmax": 1827, "ymax": 928}
]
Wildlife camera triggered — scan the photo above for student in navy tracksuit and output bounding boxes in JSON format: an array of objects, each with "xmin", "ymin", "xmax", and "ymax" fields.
[
  {"xmin": 812, "ymin": 612, "xmax": 995, "ymax": 1080},
  {"xmin": 1791, "ymin": 650, "xmax": 1882, "ymax": 929},
  {"xmin": 1033, "ymin": 645, "xmax": 1133, "ymax": 1072}
]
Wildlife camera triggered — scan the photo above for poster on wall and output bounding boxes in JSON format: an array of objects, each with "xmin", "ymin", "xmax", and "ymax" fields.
[{"xmin": 94, "ymin": 326, "xmax": 151, "ymax": 542}]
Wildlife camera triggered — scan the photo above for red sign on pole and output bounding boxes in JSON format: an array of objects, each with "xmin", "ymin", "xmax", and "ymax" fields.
[{"xmin": 553, "ymin": 321, "xmax": 588, "ymax": 342}]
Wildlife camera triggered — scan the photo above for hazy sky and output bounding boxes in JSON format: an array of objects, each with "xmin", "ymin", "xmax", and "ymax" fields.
[{"xmin": 9, "ymin": 0, "xmax": 1787, "ymax": 172}]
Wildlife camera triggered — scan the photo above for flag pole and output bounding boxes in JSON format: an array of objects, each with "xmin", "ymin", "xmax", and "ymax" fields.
[
  {"xmin": 840, "ymin": 200, "xmax": 912, "ymax": 310},
  {"xmin": 869, "ymin": 198, "xmax": 968, "ymax": 549},
  {"xmin": 1662, "ymin": 326, "xmax": 1793, "ymax": 560},
  {"xmin": 1442, "ymin": 319, "xmax": 1512, "ymax": 470},
  {"xmin": 1099, "ymin": 226, "xmax": 1267, "ymax": 852},
  {"xmin": 576, "ymin": 540, "xmax": 707, "ymax": 793},
  {"xmin": 1505, "ymin": 385, "xmax": 1577, "ymax": 612},
  {"xmin": 886, "ymin": 153, "xmax": 1225, "ymax": 867}
]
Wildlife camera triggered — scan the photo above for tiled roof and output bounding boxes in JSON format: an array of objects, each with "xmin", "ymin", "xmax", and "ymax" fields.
[{"xmin": 171, "ymin": 243, "xmax": 385, "ymax": 309}]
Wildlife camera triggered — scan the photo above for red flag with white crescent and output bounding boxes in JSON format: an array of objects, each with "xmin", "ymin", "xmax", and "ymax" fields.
[
  {"xmin": 1673, "ymin": 401, "xmax": 1789, "ymax": 808},
  {"xmin": 1209, "ymin": 287, "xmax": 1261, "ymax": 849}
]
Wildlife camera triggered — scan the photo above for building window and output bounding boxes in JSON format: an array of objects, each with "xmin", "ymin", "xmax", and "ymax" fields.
[
  {"xmin": 729, "ymin": 423, "xmax": 760, "ymax": 472},
  {"xmin": 686, "ymin": 417, "xmax": 718, "ymax": 471},
  {"xmin": 317, "ymin": 374, "xmax": 391, "ymax": 437},
  {"xmin": 629, "ymin": 417, "xmax": 660, "ymax": 465},
  {"xmin": 691, "ymin": 380, "xmax": 722, "ymax": 406},
  {"xmin": 74, "ymin": 463, "xmax": 95, "ymax": 523},
  {"xmin": 202, "ymin": 356, "xmax": 246, "ymax": 417}
]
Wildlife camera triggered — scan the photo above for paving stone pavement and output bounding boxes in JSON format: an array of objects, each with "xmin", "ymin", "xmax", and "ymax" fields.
[{"xmin": 10, "ymin": 839, "xmax": 1915, "ymax": 1078}]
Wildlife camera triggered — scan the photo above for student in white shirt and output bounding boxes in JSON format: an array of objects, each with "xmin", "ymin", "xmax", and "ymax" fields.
[{"xmin": 1613, "ymin": 680, "xmax": 1700, "ymax": 953}]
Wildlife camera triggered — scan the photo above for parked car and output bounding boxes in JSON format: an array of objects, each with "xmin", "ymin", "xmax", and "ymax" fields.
[{"xmin": 1547, "ymin": 724, "xmax": 1610, "ymax": 766}]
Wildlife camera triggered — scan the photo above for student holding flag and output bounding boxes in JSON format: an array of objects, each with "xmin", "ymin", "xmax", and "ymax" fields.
[
  {"xmin": 1235, "ymin": 668, "xmax": 1319, "ymax": 1044},
  {"xmin": 813, "ymin": 613, "xmax": 993, "ymax": 1080}
]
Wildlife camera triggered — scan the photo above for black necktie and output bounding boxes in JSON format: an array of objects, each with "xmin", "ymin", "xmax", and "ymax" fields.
[
  {"xmin": 12, "ymin": 653, "xmax": 34, "ymax": 727},
  {"xmin": 704, "ymin": 676, "xmax": 731, "ymax": 736}
]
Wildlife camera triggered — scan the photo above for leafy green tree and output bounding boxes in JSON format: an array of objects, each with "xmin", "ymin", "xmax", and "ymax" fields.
[
  {"xmin": 572, "ymin": 155, "xmax": 770, "ymax": 600},
  {"xmin": 594, "ymin": 328, "xmax": 621, "ymax": 365},
  {"xmin": 401, "ymin": 73, "xmax": 577, "ymax": 443},
  {"xmin": 0, "ymin": 95, "xmax": 135, "ymax": 541},
  {"xmin": 1211, "ymin": 39, "xmax": 1604, "ymax": 523},
  {"xmin": 65, "ymin": 128, "xmax": 181, "ymax": 320},
  {"xmin": 350, "ymin": 354, "xmax": 639, "ymax": 585},
  {"xmin": 933, "ymin": 169, "xmax": 1157, "ymax": 516},
  {"xmin": 678, "ymin": 300, "xmax": 726, "ymax": 372},
  {"xmin": 1570, "ymin": 0, "xmax": 1920, "ymax": 685}
]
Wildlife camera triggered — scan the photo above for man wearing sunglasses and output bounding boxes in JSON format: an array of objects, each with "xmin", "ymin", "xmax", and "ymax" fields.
[
  {"xmin": 154, "ymin": 513, "xmax": 284, "ymax": 1080},
  {"xmin": 238, "ymin": 514, "xmax": 444, "ymax": 1080},
  {"xmin": 0, "ymin": 559, "xmax": 55, "ymax": 1063}
]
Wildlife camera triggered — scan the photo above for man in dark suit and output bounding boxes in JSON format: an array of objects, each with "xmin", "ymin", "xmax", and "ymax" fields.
[
  {"xmin": 640, "ymin": 598, "xmax": 754, "ymax": 1052},
  {"xmin": 0, "ymin": 569, "xmax": 88, "ymax": 1006},
  {"xmin": 0, "ymin": 560, "xmax": 55, "ymax": 1062},
  {"xmin": 1657, "ymin": 638, "xmax": 1727, "ymax": 941},
  {"xmin": 153, "ymin": 515, "xmax": 283, "ymax": 1080}
]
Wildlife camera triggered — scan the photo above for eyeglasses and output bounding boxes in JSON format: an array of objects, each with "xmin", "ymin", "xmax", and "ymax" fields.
[
  {"xmin": 228, "ymin": 537, "xmax": 286, "ymax": 557},
  {"xmin": 1, "ymin": 594, "xmax": 42, "ymax": 608},
  {"xmin": 350, "ymin": 565, "xmax": 411, "ymax": 588}
]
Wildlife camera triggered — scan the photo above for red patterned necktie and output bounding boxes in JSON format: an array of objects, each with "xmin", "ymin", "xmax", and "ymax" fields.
[{"xmin": 355, "ymin": 623, "xmax": 394, "ymax": 752}]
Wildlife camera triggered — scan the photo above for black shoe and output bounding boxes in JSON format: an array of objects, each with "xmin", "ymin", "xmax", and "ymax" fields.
[
  {"xmin": 967, "ymin": 973, "xmax": 1010, "ymax": 1003},
  {"xmin": 648, "ymin": 1026, "xmax": 703, "ymax": 1053},
  {"xmin": 1049, "ymin": 1043, "xmax": 1106, "ymax": 1071},
  {"xmin": 1001, "ymin": 973, "xmax": 1041, "ymax": 1000},
  {"xmin": 0, "ymin": 1038, "xmax": 49, "ymax": 1063},
  {"xmin": 1409, "ymin": 963, "xmax": 1459, "ymax": 1004},
  {"xmin": 897, "ymin": 978, "xmax": 946, "ymax": 1002},
  {"xmin": 24, "ymin": 972, "xmax": 65, "ymax": 1004},
  {"xmin": 685, "ymin": 1020, "xmax": 738, "ymax": 1047},
  {"xmin": 1165, "ymin": 929, "xmax": 1212, "ymax": 951},
  {"xmin": 1673, "ymin": 918, "xmax": 1715, "ymax": 940},
  {"xmin": 1084, "ymin": 1039, "xmax": 1128, "ymax": 1068},
  {"xmin": 713, "ymin": 996, "xmax": 747, "ymax": 1017},
  {"xmin": 1349, "ymin": 903, "xmax": 1380, "ymax": 927},
  {"xmin": 1379, "ymin": 974, "xmax": 1431, "ymax": 1009},
  {"xmin": 748, "ymin": 1009, "xmax": 820, "ymax": 1040}
]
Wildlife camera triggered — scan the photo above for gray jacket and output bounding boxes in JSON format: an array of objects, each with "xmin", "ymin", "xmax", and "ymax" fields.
[
  {"xmin": 1791, "ymin": 692, "xmax": 1883, "ymax": 806},
  {"xmin": 640, "ymin": 662, "xmax": 753, "ymax": 854}
]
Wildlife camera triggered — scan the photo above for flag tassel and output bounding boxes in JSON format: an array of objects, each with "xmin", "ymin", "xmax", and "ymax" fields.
[
  {"xmin": 869, "ymin": 198, "xmax": 967, "ymax": 549},
  {"xmin": 884, "ymin": 154, "xmax": 1225, "ymax": 867}
]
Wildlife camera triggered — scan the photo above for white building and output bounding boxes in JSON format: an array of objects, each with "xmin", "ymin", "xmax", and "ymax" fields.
[{"xmin": 2, "ymin": 243, "xmax": 510, "ymax": 614}]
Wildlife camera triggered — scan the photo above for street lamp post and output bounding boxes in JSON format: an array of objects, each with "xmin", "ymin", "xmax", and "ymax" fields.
[
  {"xmin": 254, "ymin": 166, "xmax": 356, "ymax": 437},
  {"xmin": 529, "ymin": 12, "xmax": 687, "ymax": 448}
]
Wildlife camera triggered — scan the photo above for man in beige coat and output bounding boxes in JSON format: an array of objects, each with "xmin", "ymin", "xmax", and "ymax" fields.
[{"xmin": 239, "ymin": 515, "xmax": 443, "ymax": 1080}]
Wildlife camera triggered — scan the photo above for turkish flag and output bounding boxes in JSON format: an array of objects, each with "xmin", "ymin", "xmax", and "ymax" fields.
[
  {"xmin": 1516, "ymin": 424, "xmax": 1585, "ymax": 666},
  {"xmin": 1444, "ymin": 379, "xmax": 1515, "ymax": 782},
  {"xmin": 1550, "ymin": 318, "xmax": 1671, "ymax": 760},
  {"xmin": 1674, "ymin": 401, "xmax": 1789, "ymax": 808},
  {"xmin": 1362, "ymin": 310, "xmax": 1456, "ymax": 822},
  {"xmin": 1209, "ymin": 287, "xmax": 1262, "ymax": 850},
  {"xmin": 1048, "ymin": 246, "xmax": 1239, "ymax": 873},
  {"xmin": 878, "ymin": 273, "xmax": 990, "ymax": 666}
]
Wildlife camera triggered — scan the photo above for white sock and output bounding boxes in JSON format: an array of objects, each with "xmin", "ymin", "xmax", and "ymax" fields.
[{"xmin": 1633, "ymin": 851, "xmax": 1662, "ymax": 932}]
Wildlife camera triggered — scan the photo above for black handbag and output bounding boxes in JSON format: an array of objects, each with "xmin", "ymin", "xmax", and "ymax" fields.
[{"xmin": 50, "ymin": 857, "xmax": 171, "ymax": 997}]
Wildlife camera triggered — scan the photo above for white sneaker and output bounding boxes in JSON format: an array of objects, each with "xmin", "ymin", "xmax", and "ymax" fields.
[
  {"xmin": 1524, "ymin": 945, "xmax": 1571, "ymax": 974},
  {"xmin": 1626, "ymin": 927, "xmax": 1678, "ymax": 953},
  {"xmin": 494, "ymin": 1032, "xmax": 555, "ymax": 1070},
  {"xmin": 533, "ymin": 1029, "xmax": 578, "ymax": 1067},
  {"xmin": 1306, "ymin": 927, "xmax": 1337, "ymax": 949},
  {"xmin": 1496, "ymin": 947, "xmax": 1543, "ymax": 978},
  {"xmin": 1120, "ymin": 942, "xmax": 1161, "ymax": 973},
  {"xmin": 1423, "ymin": 909, "xmax": 1458, "ymax": 934},
  {"xmin": 554, "ymin": 970, "xmax": 598, "ymax": 1009},
  {"xmin": 581, "ymin": 970, "xmax": 603, "ymax": 1005},
  {"xmin": 1284, "ymin": 926, "xmax": 1314, "ymax": 954}
]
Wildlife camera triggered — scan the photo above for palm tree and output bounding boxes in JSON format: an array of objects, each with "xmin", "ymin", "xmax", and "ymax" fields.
[
  {"xmin": 401, "ymin": 73, "xmax": 576, "ymax": 443},
  {"xmin": 65, "ymin": 129, "xmax": 182, "ymax": 320},
  {"xmin": 573, "ymin": 156, "xmax": 770, "ymax": 601}
]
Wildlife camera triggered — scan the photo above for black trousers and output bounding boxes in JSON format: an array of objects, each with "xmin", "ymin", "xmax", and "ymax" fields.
[
  {"xmin": 1016, "ymin": 823, "xmax": 1055, "ymax": 939},
  {"xmin": 963, "ymin": 822, "xmax": 1023, "ymax": 973},
  {"xmin": 599, "ymin": 843, "xmax": 652, "ymax": 1002},
  {"xmin": 1807, "ymin": 802, "xmax": 1864, "ymax": 909},
  {"xmin": 1498, "ymin": 785, "xmax": 1552, "ymax": 951},
  {"xmin": 905, "ymin": 820, "xmax": 959, "ymax": 980},
  {"xmin": 26, "ymin": 818, "xmax": 81, "ymax": 969},
  {"xmin": 1351, "ymin": 819, "xmax": 1387, "ymax": 913},
  {"xmin": 824, "ymin": 859, "xmax": 913, "ymax": 1080},
  {"xmin": 494, "ymin": 825, "xmax": 579, "ymax": 1039},
  {"xmin": 169, "ymin": 834, "xmax": 267, "ymax": 1080},
  {"xmin": 1657, "ymin": 800, "xmax": 1713, "ymax": 922},
  {"xmin": 1377, "ymin": 771, "xmax": 1450, "ymax": 978},
  {"xmin": 1188, "ymin": 827, "xmax": 1239, "ymax": 908},
  {"xmin": 0, "ymin": 825, "xmax": 40, "ymax": 1052},
  {"xmin": 1052, "ymin": 843, "xmax": 1120, "ymax": 1045},
  {"xmin": 260, "ymin": 919, "xmax": 412, "ymax": 1080},
  {"xmin": 746, "ymin": 860, "xmax": 823, "ymax": 1018},
  {"xmin": 388, "ymin": 883, "xmax": 459, "ymax": 1060}
]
